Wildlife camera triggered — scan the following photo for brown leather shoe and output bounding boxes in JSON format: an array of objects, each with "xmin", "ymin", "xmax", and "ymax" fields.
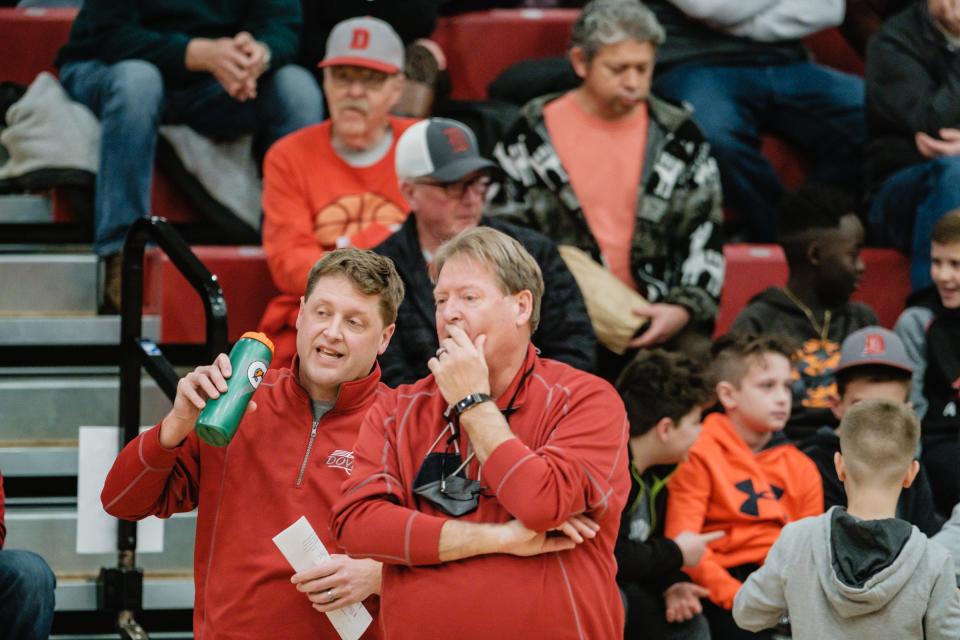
[{"xmin": 101, "ymin": 252, "xmax": 122, "ymax": 314}]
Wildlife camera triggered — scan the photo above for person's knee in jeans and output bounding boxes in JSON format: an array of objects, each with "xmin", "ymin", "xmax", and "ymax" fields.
[
  {"xmin": 0, "ymin": 549, "xmax": 56, "ymax": 640},
  {"xmin": 101, "ymin": 60, "xmax": 165, "ymax": 125}
]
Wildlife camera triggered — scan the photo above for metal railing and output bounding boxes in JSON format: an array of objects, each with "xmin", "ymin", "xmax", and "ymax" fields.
[{"xmin": 99, "ymin": 216, "xmax": 228, "ymax": 640}]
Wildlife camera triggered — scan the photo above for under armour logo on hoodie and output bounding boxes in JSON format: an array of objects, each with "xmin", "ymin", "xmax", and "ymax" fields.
[{"xmin": 735, "ymin": 480, "xmax": 783, "ymax": 516}]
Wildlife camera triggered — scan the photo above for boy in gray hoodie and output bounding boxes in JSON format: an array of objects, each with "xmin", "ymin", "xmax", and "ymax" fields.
[{"xmin": 733, "ymin": 399, "xmax": 960, "ymax": 639}]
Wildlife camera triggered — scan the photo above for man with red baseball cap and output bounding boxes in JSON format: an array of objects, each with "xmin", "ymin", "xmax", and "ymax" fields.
[{"xmin": 260, "ymin": 17, "xmax": 420, "ymax": 365}]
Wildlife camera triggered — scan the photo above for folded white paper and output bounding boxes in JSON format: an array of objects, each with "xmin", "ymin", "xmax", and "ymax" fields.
[{"xmin": 272, "ymin": 516, "xmax": 372, "ymax": 640}]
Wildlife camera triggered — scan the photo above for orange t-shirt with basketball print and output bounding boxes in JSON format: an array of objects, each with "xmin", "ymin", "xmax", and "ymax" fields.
[{"xmin": 260, "ymin": 116, "xmax": 417, "ymax": 365}]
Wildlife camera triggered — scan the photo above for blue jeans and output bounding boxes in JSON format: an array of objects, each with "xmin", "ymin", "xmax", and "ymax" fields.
[
  {"xmin": 654, "ymin": 62, "xmax": 865, "ymax": 242},
  {"xmin": 60, "ymin": 60, "xmax": 324, "ymax": 256},
  {"xmin": 868, "ymin": 157, "xmax": 960, "ymax": 292},
  {"xmin": 0, "ymin": 550, "xmax": 56, "ymax": 640}
]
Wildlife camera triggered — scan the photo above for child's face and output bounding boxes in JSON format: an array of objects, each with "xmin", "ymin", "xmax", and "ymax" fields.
[
  {"xmin": 727, "ymin": 354, "xmax": 793, "ymax": 432},
  {"xmin": 834, "ymin": 377, "xmax": 910, "ymax": 419},
  {"xmin": 664, "ymin": 406, "xmax": 704, "ymax": 463},
  {"xmin": 931, "ymin": 241, "xmax": 960, "ymax": 309},
  {"xmin": 816, "ymin": 214, "xmax": 865, "ymax": 304}
]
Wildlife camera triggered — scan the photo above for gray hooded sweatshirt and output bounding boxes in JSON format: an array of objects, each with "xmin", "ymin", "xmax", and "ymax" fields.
[{"xmin": 733, "ymin": 507, "xmax": 960, "ymax": 639}]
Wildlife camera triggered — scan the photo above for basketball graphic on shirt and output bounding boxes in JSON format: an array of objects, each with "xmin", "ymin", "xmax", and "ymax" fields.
[{"xmin": 314, "ymin": 193, "xmax": 406, "ymax": 247}]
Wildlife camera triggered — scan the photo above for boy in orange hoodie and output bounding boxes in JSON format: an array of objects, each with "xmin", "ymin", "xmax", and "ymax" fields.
[{"xmin": 665, "ymin": 333, "xmax": 823, "ymax": 639}]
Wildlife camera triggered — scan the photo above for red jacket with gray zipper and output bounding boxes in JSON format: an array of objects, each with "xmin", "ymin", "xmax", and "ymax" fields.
[{"xmin": 100, "ymin": 360, "xmax": 386, "ymax": 639}]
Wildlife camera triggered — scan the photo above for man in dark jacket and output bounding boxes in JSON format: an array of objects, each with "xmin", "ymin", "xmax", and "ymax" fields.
[
  {"xmin": 374, "ymin": 118, "xmax": 596, "ymax": 387},
  {"xmin": 866, "ymin": 0, "xmax": 960, "ymax": 292},
  {"xmin": 55, "ymin": 0, "xmax": 323, "ymax": 309}
]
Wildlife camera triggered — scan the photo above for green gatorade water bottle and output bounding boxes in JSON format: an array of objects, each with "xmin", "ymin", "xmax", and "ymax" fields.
[{"xmin": 195, "ymin": 331, "xmax": 274, "ymax": 447}]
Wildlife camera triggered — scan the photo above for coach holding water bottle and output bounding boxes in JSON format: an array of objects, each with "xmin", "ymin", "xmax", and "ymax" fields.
[{"xmin": 101, "ymin": 248, "xmax": 403, "ymax": 639}]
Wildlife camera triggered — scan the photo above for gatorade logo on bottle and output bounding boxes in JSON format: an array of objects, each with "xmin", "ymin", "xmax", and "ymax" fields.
[{"xmin": 247, "ymin": 361, "xmax": 268, "ymax": 389}]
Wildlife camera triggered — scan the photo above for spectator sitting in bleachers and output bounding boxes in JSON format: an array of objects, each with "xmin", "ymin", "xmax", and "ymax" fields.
[
  {"xmin": 646, "ymin": 0, "xmax": 866, "ymax": 243},
  {"xmin": 614, "ymin": 350, "xmax": 717, "ymax": 640},
  {"xmin": 491, "ymin": 0, "xmax": 724, "ymax": 379},
  {"xmin": 732, "ymin": 185, "xmax": 876, "ymax": 438},
  {"xmin": 895, "ymin": 210, "xmax": 960, "ymax": 516},
  {"xmin": 259, "ymin": 17, "xmax": 417, "ymax": 366},
  {"xmin": 0, "ymin": 470, "xmax": 56, "ymax": 640},
  {"xmin": 734, "ymin": 399, "xmax": 960, "ymax": 640},
  {"xmin": 866, "ymin": 0, "xmax": 960, "ymax": 293},
  {"xmin": 800, "ymin": 326, "xmax": 943, "ymax": 536},
  {"xmin": 55, "ymin": 0, "xmax": 324, "ymax": 311},
  {"xmin": 374, "ymin": 117, "xmax": 596, "ymax": 386},
  {"xmin": 665, "ymin": 333, "xmax": 823, "ymax": 640}
]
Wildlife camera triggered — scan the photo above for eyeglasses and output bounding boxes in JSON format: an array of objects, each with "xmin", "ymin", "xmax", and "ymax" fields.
[
  {"xmin": 414, "ymin": 174, "xmax": 491, "ymax": 200},
  {"xmin": 327, "ymin": 67, "xmax": 393, "ymax": 90}
]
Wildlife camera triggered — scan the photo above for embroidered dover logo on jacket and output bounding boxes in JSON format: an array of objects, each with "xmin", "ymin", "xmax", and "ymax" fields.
[{"xmin": 326, "ymin": 449, "xmax": 354, "ymax": 475}]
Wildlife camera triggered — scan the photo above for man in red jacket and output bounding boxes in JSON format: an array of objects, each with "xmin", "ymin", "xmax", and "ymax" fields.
[
  {"xmin": 101, "ymin": 248, "xmax": 404, "ymax": 639},
  {"xmin": 331, "ymin": 227, "xmax": 631, "ymax": 639}
]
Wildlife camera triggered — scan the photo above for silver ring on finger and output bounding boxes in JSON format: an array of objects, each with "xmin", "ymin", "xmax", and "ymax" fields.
[
  {"xmin": 325, "ymin": 588, "xmax": 336, "ymax": 603},
  {"xmin": 436, "ymin": 347, "xmax": 447, "ymax": 358}
]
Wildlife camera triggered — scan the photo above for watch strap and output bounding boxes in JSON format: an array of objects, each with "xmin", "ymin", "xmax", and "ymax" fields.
[{"xmin": 453, "ymin": 392, "xmax": 492, "ymax": 417}]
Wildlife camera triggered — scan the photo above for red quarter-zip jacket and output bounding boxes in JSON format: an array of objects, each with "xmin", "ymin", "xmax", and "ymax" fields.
[
  {"xmin": 100, "ymin": 359, "xmax": 387, "ymax": 639},
  {"xmin": 331, "ymin": 345, "xmax": 630, "ymax": 640}
]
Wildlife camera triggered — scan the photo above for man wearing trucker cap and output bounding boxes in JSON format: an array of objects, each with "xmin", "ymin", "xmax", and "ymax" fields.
[
  {"xmin": 260, "ymin": 16, "xmax": 419, "ymax": 365},
  {"xmin": 373, "ymin": 117, "xmax": 596, "ymax": 386}
]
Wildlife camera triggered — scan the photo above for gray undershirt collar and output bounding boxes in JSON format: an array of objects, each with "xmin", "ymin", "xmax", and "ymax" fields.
[
  {"xmin": 312, "ymin": 399, "xmax": 335, "ymax": 421},
  {"xmin": 333, "ymin": 128, "xmax": 394, "ymax": 168}
]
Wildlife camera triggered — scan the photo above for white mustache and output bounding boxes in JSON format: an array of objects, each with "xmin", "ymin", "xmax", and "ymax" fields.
[{"xmin": 338, "ymin": 99, "xmax": 369, "ymax": 114}]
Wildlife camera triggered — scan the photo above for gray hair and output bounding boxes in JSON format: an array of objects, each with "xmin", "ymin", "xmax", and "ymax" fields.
[{"xmin": 570, "ymin": 0, "xmax": 666, "ymax": 62}]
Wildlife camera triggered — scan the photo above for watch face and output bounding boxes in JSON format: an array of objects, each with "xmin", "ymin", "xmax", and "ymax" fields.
[{"xmin": 455, "ymin": 393, "xmax": 490, "ymax": 415}]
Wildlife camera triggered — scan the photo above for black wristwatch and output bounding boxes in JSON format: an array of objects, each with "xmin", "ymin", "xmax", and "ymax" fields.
[{"xmin": 453, "ymin": 393, "xmax": 493, "ymax": 417}]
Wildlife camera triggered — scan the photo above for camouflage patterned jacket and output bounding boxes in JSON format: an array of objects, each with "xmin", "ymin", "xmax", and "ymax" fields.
[{"xmin": 490, "ymin": 93, "xmax": 724, "ymax": 326}]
